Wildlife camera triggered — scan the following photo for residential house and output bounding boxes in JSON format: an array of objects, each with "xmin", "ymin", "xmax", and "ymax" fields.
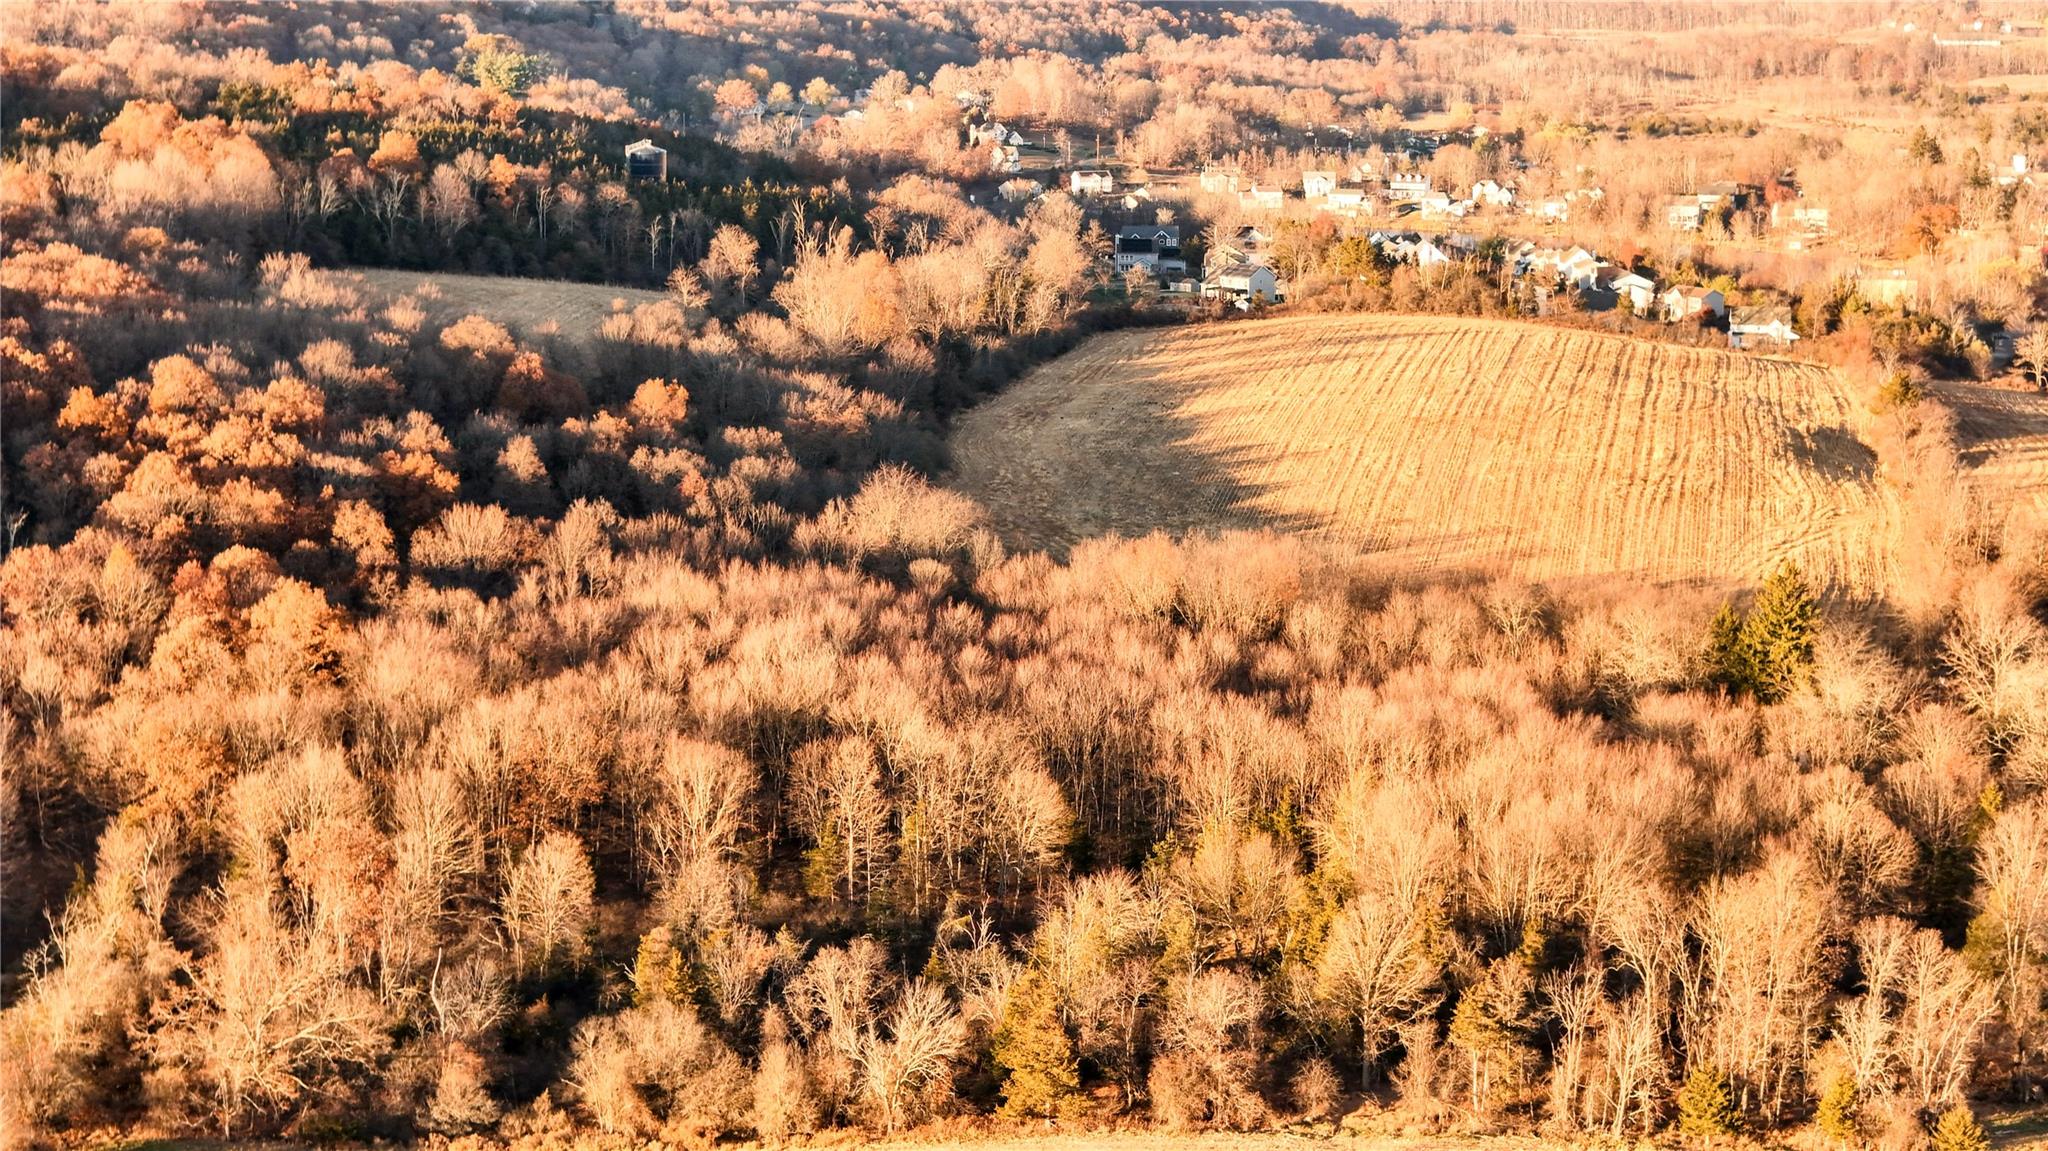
[
  {"xmin": 1529, "ymin": 186, "xmax": 1602, "ymax": 223},
  {"xmin": 1376, "ymin": 232, "xmax": 1452, "ymax": 269},
  {"xmin": 1239, "ymin": 184, "xmax": 1286, "ymax": 211},
  {"xmin": 1114, "ymin": 224, "xmax": 1186, "ymax": 277},
  {"xmin": 1416, "ymin": 192, "xmax": 1470, "ymax": 220},
  {"xmin": 997, "ymin": 179, "xmax": 1045, "ymax": 204},
  {"xmin": 1323, "ymin": 186, "xmax": 1371, "ymax": 216},
  {"xmin": 1518, "ymin": 245, "xmax": 1602, "ymax": 290},
  {"xmin": 1597, "ymin": 265, "xmax": 1658, "ymax": 313},
  {"xmin": 1667, "ymin": 199, "xmax": 1705, "ymax": 231},
  {"xmin": 1386, "ymin": 172, "xmax": 1434, "ymax": 202},
  {"xmin": 1855, "ymin": 263, "xmax": 1921, "ymax": 307},
  {"xmin": 989, "ymin": 144, "xmax": 1020, "ymax": 173},
  {"xmin": 1661, "ymin": 285, "xmax": 1727, "ymax": 323},
  {"xmin": 1561, "ymin": 247, "xmax": 1602, "ymax": 289},
  {"xmin": 1199, "ymin": 166, "xmax": 1243, "ymax": 194},
  {"xmin": 1771, "ymin": 201, "xmax": 1831, "ymax": 233},
  {"xmin": 625, "ymin": 139, "xmax": 668, "ymax": 181},
  {"xmin": 1696, "ymin": 181, "xmax": 1760, "ymax": 212},
  {"xmin": 1202, "ymin": 262, "xmax": 1280, "ymax": 304},
  {"xmin": 1471, "ymin": 179, "xmax": 1515, "ymax": 207},
  {"xmin": 1211, "ymin": 225, "xmax": 1274, "ymax": 268},
  {"xmin": 1070, "ymin": 169, "xmax": 1115, "ymax": 196},
  {"xmin": 1121, "ymin": 186, "xmax": 1152, "ymax": 211},
  {"xmin": 1728, "ymin": 304, "xmax": 1799, "ymax": 349},
  {"xmin": 1301, "ymin": 169, "xmax": 1338, "ymax": 198}
]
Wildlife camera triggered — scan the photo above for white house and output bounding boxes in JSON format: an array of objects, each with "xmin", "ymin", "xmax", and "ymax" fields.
[
  {"xmin": 1322, "ymin": 186, "xmax": 1371, "ymax": 216},
  {"xmin": 1301, "ymin": 169, "xmax": 1338, "ymax": 198},
  {"xmin": 1416, "ymin": 192, "xmax": 1470, "ymax": 220},
  {"xmin": 1070, "ymin": 169, "xmax": 1115, "ymax": 196},
  {"xmin": 1772, "ymin": 201, "xmax": 1830, "ymax": 233},
  {"xmin": 1661, "ymin": 285, "xmax": 1727, "ymax": 322},
  {"xmin": 1378, "ymin": 233, "xmax": 1453, "ymax": 269},
  {"xmin": 1471, "ymin": 179, "xmax": 1515, "ymax": 207},
  {"xmin": 1199, "ymin": 166, "xmax": 1243, "ymax": 194},
  {"xmin": 1239, "ymin": 184, "xmax": 1285, "ymax": 211},
  {"xmin": 1411, "ymin": 239, "xmax": 1452, "ymax": 268},
  {"xmin": 1386, "ymin": 172, "xmax": 1433, "ymax": 202},
  {"xmin": 1667, "ymin": 199, "xmax": 1705, "ymax": 231},
  {"xmin": 1728, "ymin": 304, "xmax": 1799, "ymax": 349},
  {"xmin": 1114, "ymin": 224, "xmax": 1186, "ymax": 277},
  {"xmin": 1203, "ymin": 262, "xmax": 1280, "ymax": 304},
  {"xmin": 1595, "ymin": 265, "xmax": 1657, "ymax": 313},
  {"xmin": 989, "ymin": 144, "xmax": 1020, "ymax": 173}
]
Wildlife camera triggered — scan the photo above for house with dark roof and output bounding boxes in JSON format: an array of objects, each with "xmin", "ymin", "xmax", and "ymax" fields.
[
  {"xmin": 1114, "ymin": 224, "xmax": 1186, "ymax": 277},
  {"xmin": 1728, "ymin": 304, "xmax": 1799, "ymax": 349}
]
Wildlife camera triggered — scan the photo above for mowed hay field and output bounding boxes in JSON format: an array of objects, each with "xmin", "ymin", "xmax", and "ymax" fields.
[
  {"xmin": 352, "ymin": 268, "xmax": 668, "ymax": 342},
  {"xmin": 950, "ymin": 315, "xmax": 1899, "ymax": 591},
  {"xmin": 1937, "ymin": 379, "xmax": 2048, "ymax": 529}
]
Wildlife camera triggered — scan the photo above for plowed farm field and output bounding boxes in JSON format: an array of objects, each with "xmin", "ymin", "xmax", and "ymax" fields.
[{"xmin": 949, "ymin": 315, "xmax": 1899, "ymax": 591}]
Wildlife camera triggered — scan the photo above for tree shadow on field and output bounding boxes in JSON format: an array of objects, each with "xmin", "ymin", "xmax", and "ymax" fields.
[
  {"xmin": 947, "ymin": 326, "xmax": 1454, "ymax": 559},
  {"xmin": 1783, "ymin": 422, "xmax": 1878, "ymax": 484},
  {"xmin": 1932, "ymin": 380, "xmax": 2048, "ymax": 468}
]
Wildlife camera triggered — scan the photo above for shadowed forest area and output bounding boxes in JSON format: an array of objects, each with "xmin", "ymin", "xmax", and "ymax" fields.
[{"xmin": 2, "ymin": 4, "xmax": 2047, "ymax": 1151}]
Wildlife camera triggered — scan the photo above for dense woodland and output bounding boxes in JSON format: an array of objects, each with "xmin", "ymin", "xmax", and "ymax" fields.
[{"xmin": 3, "ymin": 4, "xmax": 2048, "ymax": 1151}]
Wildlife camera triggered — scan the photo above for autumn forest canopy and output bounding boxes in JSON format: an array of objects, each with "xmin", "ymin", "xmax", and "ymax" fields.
[{"xmin": 2, "ymin": 3, "xmax": 2047, "ymax": 1151}]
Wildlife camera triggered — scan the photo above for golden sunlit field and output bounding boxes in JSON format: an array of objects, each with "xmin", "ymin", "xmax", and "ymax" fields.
[
  {"xmin": 950, "ymin": 315, "xmax": 1899, "ymax": 590},
  {"xmin": 353, "ymin": 268, "xmax": 668, "ymax": 341},
  {"xmin": 1938, "ymin": 379, "xmax": 2048, "ymax": 528}
]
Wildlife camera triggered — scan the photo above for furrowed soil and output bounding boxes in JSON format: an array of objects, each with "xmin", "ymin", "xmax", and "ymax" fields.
[
  {"xmin": 948, "ymin": 314, "xmax": 1900, "ymax": 592},
  {"xmin": 1936, "ymin": 378, "xmax": 2048, "ymax": 533}
]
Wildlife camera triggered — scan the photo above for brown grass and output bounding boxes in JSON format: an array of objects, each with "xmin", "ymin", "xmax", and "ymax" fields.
[
  {"xmin": 1933, "ymin": 379, "xmax": 2048, "ymax": 528},
  {"xmin": 351, "ymin": 268, "xmax": 668, "ymax": 342},
  {"xmin": 948, "ymin": 314, "xmax": 1898, "ymax": 592}
]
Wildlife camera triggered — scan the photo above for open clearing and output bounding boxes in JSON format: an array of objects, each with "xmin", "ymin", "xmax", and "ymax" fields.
[
  {"xmin": 949, "ymin": 315, "xmax": 1898, "ymax": 591},
  {"xmin": 351, "ymin": 268, "xmax": 667, "ymax": 342}
]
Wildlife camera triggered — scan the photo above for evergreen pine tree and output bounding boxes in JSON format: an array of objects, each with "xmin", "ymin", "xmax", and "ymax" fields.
[
  {"xmin": 1815, "ymin": 1074, "xmax": 1857, "ymax": 1146},
  {"xmin": 631, "ymin": 924, "xmax": 692, "ymax": 1006},
  {"xmin": 1706, "ymin": 600, "xmax": 1749, "ymax": 693},
  {"xmin": 1705, "ymin": 561, "xmax": 1820, "ymax": 702},
  {"xmin": 1929, "ymin": 1105, "xmax": 1989, "ymax": 1151},
  {"xmin": 993, "ymin": 971, "xmax": 1081, "ymax": 1120},
  {"xmin": 803, "ymin": 823, "xmax": 845, "ymax": 899},
  {"xmin": 1738, "ymin": 560, "xmax": 1819, "ymax": 703},
  {"xmin": 1675, "ymin": 1063, "xmax": 1738, "ymax": 1149}
]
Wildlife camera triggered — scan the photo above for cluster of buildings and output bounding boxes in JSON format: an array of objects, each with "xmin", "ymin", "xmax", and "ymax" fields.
[
  {"xmin": 1664, "ymin": 181, "xmax": 1764, "ymax": 231},
  {"xmin": 1186, "ymin": 163, "xmax": 1621, "ymax": 228},
  {"xmin": 1346, "ymin": 230, "xmax": 1799, "ymax": 349},
  {"xmin": 1107, "ymin": 222, "xmax": 1279, "ymax": 306}
]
